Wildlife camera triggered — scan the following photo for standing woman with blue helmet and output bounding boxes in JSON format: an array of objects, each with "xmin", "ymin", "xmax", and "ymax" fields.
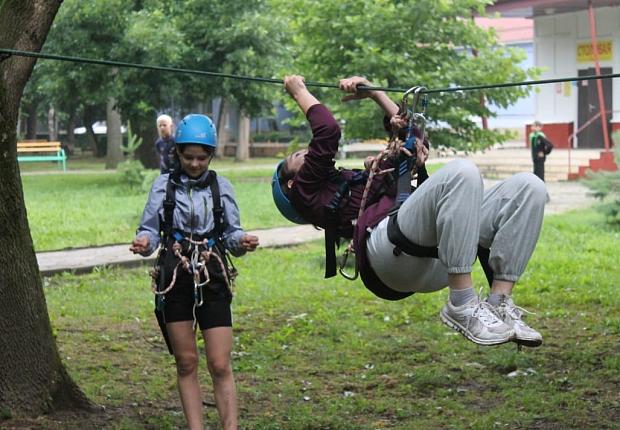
[{"xmin": 131, "ymin": 114, "xmax": 259, "ymax": 430}]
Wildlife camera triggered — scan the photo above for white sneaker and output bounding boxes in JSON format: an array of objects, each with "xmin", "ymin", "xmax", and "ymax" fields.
[
  {"xmin": 493, "ymin": 296, "xmax": 543, "ymax": 347},
  {"xmin": 440, "ymin": 296, "xmax": 515, "ymax": 346}
]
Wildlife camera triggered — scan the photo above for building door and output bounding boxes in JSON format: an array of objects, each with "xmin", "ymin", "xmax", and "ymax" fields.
[{"xmin": 577, "ymin": 67, "xmax": 613, "ymax": 148}]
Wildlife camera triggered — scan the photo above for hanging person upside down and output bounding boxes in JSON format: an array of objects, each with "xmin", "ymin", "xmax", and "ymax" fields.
[{"xmin": 271, "ymin": 75, "xmax": 547, "ymax": 347}]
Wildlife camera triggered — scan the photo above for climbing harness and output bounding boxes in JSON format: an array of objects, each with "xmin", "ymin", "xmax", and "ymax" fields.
[{"xmin": 336, "ymin": 86, "xmax": 431, "ymax": 280}]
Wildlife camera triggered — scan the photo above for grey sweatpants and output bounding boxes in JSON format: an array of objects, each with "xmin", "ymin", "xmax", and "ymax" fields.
[{"xmin": 366, "ymin": 159, "xmax": 547, "ymax": 293}]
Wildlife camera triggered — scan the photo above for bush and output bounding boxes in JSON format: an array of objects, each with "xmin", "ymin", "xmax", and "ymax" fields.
[
  {"xmin": 116, "ymin": 159, "xmax": 145, "ymax": 190},
  {"xmin": 584, "ymin": 132, "xmax": 620, "ymax": 225},
  {"xmin": 117, "ymin": 121, "xmax": 148, "ymax": 191},
  {"xmin": 141, "ymin": 169, "xmax": 160, "ymax": 193}
]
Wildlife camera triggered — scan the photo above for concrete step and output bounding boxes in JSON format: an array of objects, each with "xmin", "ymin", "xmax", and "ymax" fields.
[
  {"xmin": 463, "ymin": 148, "xmax": 608, "ymax": 181},
  {"xmin": 473, "ymin": 161, "xmax": 582, "ymax": 173}
]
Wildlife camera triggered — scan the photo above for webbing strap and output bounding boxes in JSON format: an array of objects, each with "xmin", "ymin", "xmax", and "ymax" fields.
[
  {"xmin": 386, "ymin": 211, "xmax": 439, "ymax": 258},
  {"xmin": 323, "ymin": 171, "xmax": 368, "ymax": 278},
  {"xmin": 394, "ymin": 133, "xmax": 416, "ymax": 205},
  {"xmin": 476, "ymin": 246, "xmax": 494, "ymax": 287},
  {"xmin": 161, "ymin": 170, "xmax": 223, "ymax": 248},
  {"xmin": 209, "ymin": 171, "xmax": 224, "ymax": 241},
  {"xmin": 386, "ymin": 212, "xmax": 496, "ymax": 288},
  {"xmin": 162, "ymin": 173, "xmax": 178, "ymax": 242}
]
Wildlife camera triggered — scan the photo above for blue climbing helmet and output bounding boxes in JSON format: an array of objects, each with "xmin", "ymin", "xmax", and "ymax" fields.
[
  {"xmin": 175, "ymin": 114, "xmax": 217, "ymax": 148},
  {"xmin": 271, "ymin": 160, "xmax": 307, "ymax": 224}
]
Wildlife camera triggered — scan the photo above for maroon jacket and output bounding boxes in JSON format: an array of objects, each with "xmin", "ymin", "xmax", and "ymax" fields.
[{"xmin": 289, "ymin": 104, "xmax": 427, "ymax": 299}]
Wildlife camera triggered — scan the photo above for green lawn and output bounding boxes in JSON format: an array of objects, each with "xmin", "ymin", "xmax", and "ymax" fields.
[
  {"xmin": 22, "ymin": 168, "xmax": 288, "ymax": 251},
  {"xmin": 4, "ymin": 207, "xmax": 616, "ymax": 429},
  {"xmin": 22, "ymin": 159, "xmax": 443, "ymax": 251}
]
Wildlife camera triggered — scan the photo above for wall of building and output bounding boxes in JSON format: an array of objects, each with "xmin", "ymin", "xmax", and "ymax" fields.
[
  {"xmin": 487, "ymin": 41, "xmax": 536, "ymax": 130},
  {"xmin": 534, "ymin": 6, "xmax": 620, "ymax": 148}
]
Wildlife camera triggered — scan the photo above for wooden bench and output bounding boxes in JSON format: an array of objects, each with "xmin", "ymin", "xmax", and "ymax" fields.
[{"xmin": 17, "ymin": 140, "xmax": 67, "ymax": 172}]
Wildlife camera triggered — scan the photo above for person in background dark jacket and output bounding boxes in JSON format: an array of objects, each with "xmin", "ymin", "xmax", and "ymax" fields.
[
  {"xmin": 272, "ymin": 75, "xmax": 547, "ymax": 348},
  {"xmin": 155, "ymin": 114, "xmax": 177, "ymax": 173},
  {"xmin": 529, "ymin": 120, "xmax": 553, "ymax": 182}
]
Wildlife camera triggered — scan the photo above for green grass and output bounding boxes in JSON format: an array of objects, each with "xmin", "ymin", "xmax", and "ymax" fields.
[
  {"xmin": 4, "ymin": 207, "xmax": 617, "ymax": 429},
  {"xmin": 22, "ymin": 171, "xmax": 289, "ymax": 251},
  {"xmin": 22, "ymin": 159, "xmax": 444, "ymax": 251}
]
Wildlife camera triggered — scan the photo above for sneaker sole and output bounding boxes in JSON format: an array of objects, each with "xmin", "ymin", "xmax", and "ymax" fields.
[
  {"xmin": 440, "ymin": 308, "xmax": 515, "ymax": 346},
  {"xmin": 514, "ymin": 337, "xmax": 543, "ymax": 348}
]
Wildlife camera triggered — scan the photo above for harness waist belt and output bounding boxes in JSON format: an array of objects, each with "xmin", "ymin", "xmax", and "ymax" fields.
[{"xmin": 386, "ymin": 211, "xmax": 439, "ymax": 258}]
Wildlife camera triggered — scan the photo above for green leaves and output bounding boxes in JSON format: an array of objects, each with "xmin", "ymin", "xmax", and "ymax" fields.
[
  {"xmin": 23, "ymin": 0, "xmax": 537, "ymax": 154},
  {"xmin": 278, "ymin": 0, "xmax": 537, "ymax": 151}
]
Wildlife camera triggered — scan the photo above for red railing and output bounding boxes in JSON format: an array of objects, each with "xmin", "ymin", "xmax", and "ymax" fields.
[{"xmin": 566, "ymin": 109, "xmax": 617, "ymax": 177}]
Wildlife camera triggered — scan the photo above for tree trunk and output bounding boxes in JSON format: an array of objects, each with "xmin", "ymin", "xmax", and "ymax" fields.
[
  {"xmin": 47, "ymin": 104, "xmax": 56, "ymax": 141},
  {"xmin": 105, "ymin": 97, "xmax": 123, "ymax": 169},
  {"xmin": 135, "ymin": 119, "xmax": 158, "ymax": 169},
  {"xmin": 216, "ymin": 98, "xmax": 230, "ymax": 158},
  {"xmin": 66, "ymin": 110, "xmax": 76, "ymax": 149},
  {"xmin": 82, "ymin": 106, "xmax": 100, "ymax": 156},
  {"xmin": 235, "ymin": 111, "xmax": 250, "ymax": 161},
  {"xmin": 0, "ymin": 0, "xmax": 92, "ymax": 416}
]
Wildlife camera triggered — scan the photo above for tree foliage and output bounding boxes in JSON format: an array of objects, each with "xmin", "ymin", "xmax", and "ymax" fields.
[
  {"xmin": 23, "ymin": 0, "xmax": 537, "ymax": 154},
  {"xmin": 23, "ymin": 0, "xmax": 288, "ymax": 164},
  {"xmin": 276, "ymin": 0, "xmax": 537, "ymax": 151}
]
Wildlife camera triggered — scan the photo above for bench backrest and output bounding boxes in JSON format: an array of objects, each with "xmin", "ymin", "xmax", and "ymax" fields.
[{"xmin": 17, "ymin": 140, "xmax": 63, "ymax": 153}]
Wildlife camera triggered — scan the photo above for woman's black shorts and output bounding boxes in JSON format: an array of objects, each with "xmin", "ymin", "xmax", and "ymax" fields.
[{"xmin": 157, "ymin": 257, "xmax": 233, "ymax": 330}]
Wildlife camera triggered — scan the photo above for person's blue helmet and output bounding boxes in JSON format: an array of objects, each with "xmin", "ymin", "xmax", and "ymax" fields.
[
  {"xmin": 175, "ymin": 114, "xmax": 217, "ymax": 147},
  {"xmin": 271, "ymin": 160, "xmax": 307, "ymax": 224}
]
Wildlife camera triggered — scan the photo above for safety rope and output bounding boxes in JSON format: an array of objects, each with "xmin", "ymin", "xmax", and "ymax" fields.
[
  {"xmin": 1, "ymin": 48, "xmax": 620, "ymax": 94},
  {"xmin": 338, "ymin": 132, "xmax": 409, "ymax": 279}
]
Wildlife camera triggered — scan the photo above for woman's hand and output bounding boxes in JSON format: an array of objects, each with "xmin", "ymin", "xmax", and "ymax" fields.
[
  {"xmin": 240, "ymin": 234, "xmax": 259, "ymax": 252},
  {"xmin": 339, "ymin": 76, "xmax": 373, "ymax": 102},
  {"xmin": 283, "ymin": 75, "xmax": 320, "ymax": 114},
  {"xmin": 284, "ymin": 75, "xmax": 308, "ymax": 98},
  {"xmin": 130, "ymin": 236, "xmax": 149, "ymax": 254},
  {"xmin": 390, "ymin": 113, "xmax": 408, "ymax": 132},
  {"xmin": 415, "ymin": 140, "xmax": 429, "ymax": 167}
]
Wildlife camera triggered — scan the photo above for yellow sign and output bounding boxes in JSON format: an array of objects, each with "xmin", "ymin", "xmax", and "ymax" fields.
[
  {"xmin": 563, "ymin": 81, "xmax": 571, "ymax": 97},
  {"xmin": 577, "ymin": 40, "xmax": 612, "ymax": 62}
]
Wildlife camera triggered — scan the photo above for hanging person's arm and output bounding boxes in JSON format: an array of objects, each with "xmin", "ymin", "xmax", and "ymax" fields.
[
  {"xmin": 339, "ymin": 76, "xmax": 399, "ymax": 118},
  {"xmin": 283, "ymin": 75, "xmax": 342, "ymax": 190},
  {"xmin": 285, "ymin": 74, "xmax": 321, "ymax": 115},
  {"xmin": 340, "ymin": 75, "xmax": 429, "ymax": 175}
]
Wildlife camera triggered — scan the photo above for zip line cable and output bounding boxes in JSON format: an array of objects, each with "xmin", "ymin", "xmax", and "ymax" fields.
[{"xmin": 1, "ymin": 48, "xmax": 619, "ymax": 95}]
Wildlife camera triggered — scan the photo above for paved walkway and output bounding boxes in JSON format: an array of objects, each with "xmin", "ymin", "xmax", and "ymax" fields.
[
  {"xmin": 36, "ymin": 225, "xmax": 324, "ymax": 276},
  {"xmin": 36, "ymin": 179, "xmax": 595, "ymax": 276}
]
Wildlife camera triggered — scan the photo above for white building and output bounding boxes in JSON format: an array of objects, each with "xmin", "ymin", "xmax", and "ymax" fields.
[{"xmin": 488, "ymin": 0, "xmax": 620, "ymax": 154}]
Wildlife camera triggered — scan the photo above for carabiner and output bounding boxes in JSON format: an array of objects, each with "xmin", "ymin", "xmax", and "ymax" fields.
[
  {"xmin": 401, "ymin": 86, "xmax": 428, "ymax": 147},
  {"xmin": 338, "ymin": 247, "xmax": 359, "ymax": 281}
]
